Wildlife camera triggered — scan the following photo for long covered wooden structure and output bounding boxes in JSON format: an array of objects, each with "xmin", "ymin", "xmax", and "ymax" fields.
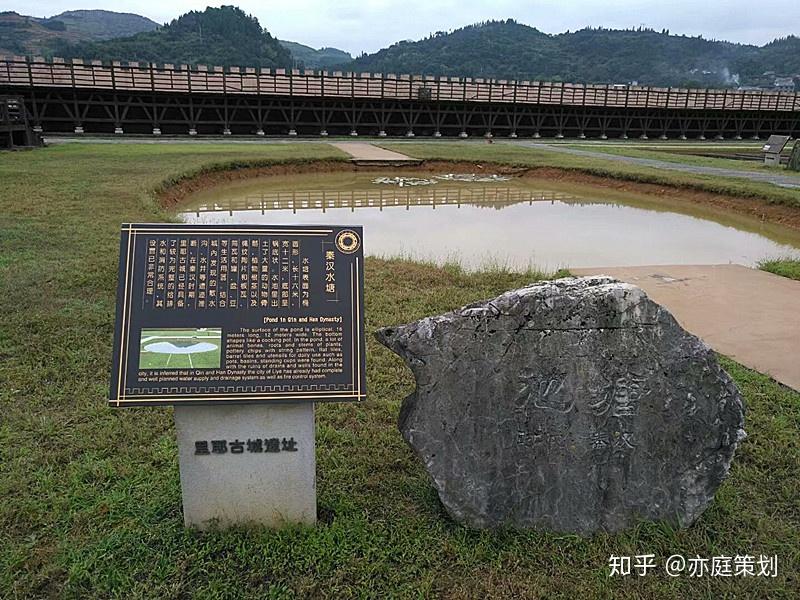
[{"xmin": 1, "ymin": 56, "xmax": 798, "ymax": 138}]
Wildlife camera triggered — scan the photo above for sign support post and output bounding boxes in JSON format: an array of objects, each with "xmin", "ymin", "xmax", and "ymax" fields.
[{"xmin": 174, "ymin": 403, "xmax": 316, "ymax": 529}]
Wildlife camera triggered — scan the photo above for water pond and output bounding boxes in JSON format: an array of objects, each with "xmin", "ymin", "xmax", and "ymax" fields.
[{"xmin": 180, "ymin": 171, "xmax": 800, "ymax": 271}]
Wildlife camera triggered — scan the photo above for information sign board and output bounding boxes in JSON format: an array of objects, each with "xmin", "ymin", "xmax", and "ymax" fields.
[{"xmin": 109, "ymin": 223, "xmax": 365, "ymax": 406}]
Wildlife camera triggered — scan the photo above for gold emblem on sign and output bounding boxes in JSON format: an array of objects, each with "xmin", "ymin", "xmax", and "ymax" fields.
[{"xmin": 335, "ymin": 229, "xmax": 360, "ymax": 254}]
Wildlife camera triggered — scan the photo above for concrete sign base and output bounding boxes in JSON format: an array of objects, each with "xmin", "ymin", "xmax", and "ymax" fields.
[{"xmin": 174, "ymin": 403, "xmax": 316, "ymax": 530}]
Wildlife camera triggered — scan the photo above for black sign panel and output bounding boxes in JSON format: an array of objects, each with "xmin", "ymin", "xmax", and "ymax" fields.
[
  {"xmin": 762, "ymin": 135, "xmax": 790, "ymax": 154},
  {"xmin": 109, "ymin": 224, "xmax": 365, "ymax": 407}
]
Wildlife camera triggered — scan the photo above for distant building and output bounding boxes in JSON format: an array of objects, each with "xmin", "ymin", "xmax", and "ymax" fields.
[{"xmin": 774, "ymin": 77, "xmax": 796, "ymax": 92}]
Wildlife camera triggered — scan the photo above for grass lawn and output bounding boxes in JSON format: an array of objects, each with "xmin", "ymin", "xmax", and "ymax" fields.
[
  {"xmin": 558, "ymin": 143, "xmax": 800, "ymax": 176},
  {"xmin": 381, "ymin": 142, "xmax": 800, "ymax": 208},
  {"xmin": 758, "ymin": 258, "xmax": 800, "ymax": 281},
  {"xmin": 1, "ymin": 143, "xmax": 799, "ymax": 598}
]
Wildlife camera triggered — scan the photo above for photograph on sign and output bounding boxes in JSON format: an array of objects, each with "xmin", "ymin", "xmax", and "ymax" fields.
[
  {"xmin": 109, "ymin": 223, "xmax": 366, "ymax": 407},
  {"xmin": 139, "ymin": 328, "xmax": 222, "ymax": 369}
]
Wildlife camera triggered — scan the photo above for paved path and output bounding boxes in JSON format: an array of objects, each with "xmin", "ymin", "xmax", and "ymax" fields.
[
  {"xmin": 329, "ymin": 142, "xmax": 420, "ymax": 165},
  {"xmin": 571, "ymin": 264, "xmax": 800, "ymax": 391},
  {"xmin": 505, "ymin": 141, "xmax": 800, "ymax": 189}
]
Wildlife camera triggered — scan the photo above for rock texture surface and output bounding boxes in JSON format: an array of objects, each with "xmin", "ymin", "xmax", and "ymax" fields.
[{"xmin": 376, "ymin": 276, "xmax": 745, "ymax": 534}]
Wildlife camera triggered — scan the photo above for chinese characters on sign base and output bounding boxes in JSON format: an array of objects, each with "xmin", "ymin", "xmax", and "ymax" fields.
[{"xmin": 194, "ymin": 437, "xmax": 299, "ymax": 454}]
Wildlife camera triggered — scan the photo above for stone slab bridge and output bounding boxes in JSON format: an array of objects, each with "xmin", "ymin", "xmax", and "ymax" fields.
[{"xmin": 1, "ymin": 56, "xmax": 799, "ymax": 139}]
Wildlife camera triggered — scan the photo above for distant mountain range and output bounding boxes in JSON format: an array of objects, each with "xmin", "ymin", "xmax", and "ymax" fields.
[
  {"xmin": 0, "ymin": 10, "xmax": 158, "ymax": 55},
  {"xmin": 47, "ymin": 10, "xmax": 158, "ymax": 40},
  {"xmin": 279, "ymin": 40, "xmax": 352, "ymax": 69},
  {"xmin": 345, "ymin": 20, "xmax": 800, "ymax": 89},
  {"xmin": 1, "ymin": 9, "xmax": 797, "ymax": 90}
]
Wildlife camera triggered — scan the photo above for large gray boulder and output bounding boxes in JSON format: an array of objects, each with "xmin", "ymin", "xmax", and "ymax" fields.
[{"xmin": 376, "ymin": 276, "xmax": 745, "ymax": 534}]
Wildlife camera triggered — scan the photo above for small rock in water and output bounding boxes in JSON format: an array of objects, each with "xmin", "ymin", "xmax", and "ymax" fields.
[
  {"xmin": 433, "ymin": 173, "xmax": 511, "ymax": 182},
  {"xmin": 375, "ymin": 276, "xmax": 745, "ymax": 534}
]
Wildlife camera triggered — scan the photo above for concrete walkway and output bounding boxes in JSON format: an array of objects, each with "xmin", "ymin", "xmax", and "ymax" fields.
[
  {"xmin": 329, "ymin": 142, "xmax": 421, "ymax": 165},
  {"xmin": 506, "ymin": 141, "xmax": 800, "ymax": 189},
  {"xmin": 571, "ymin": 264, "xmax": 800, "ymax": 391}
]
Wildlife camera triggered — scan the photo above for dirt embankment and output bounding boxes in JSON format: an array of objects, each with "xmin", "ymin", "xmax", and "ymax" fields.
[
  {"xmin": 526, "ymin": 166, "xmax": 800, "ymax": 230},
  {"xmin": 157, "ymin": 159, "xmax": 800, "ymax": 230}
]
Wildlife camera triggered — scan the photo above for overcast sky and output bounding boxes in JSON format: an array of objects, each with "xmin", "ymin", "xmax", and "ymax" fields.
[{"xmin": 13, "ymin": 1, "xmax": 800, "ymax": 55}]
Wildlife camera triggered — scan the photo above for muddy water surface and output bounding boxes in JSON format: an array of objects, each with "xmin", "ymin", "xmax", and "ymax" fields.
[{"xmin": 180, "ymin": 172, "xmax": 800, "ymax": 271}]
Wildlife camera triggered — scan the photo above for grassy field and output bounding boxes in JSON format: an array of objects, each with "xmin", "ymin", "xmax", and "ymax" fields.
[
  {"xmin": 382, "ymin": 142, "xmax": 800, "ymax": 208},
  {"xmin": 1, "ymin": 143, "xmax": 800, "ymax": 598},
  {"xmin": 559, "ymin": 142, "xmax": 800, "ymax": 175}
]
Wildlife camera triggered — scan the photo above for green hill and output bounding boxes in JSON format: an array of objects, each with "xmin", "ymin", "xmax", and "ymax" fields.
[
  {"xmin": 735, "ymin": 36, "xmax": 800, "ymax": 81},
  {"xmin": 341, "ymin": 20, "xmax": 799, "ymax": 88},
  {"xmin": 280, "ymin": 40, "xmax": 351, "ymax": 69},
  {"xmin": 48, "ymin": 6, "xmax": 291, "ymax": 68}
]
